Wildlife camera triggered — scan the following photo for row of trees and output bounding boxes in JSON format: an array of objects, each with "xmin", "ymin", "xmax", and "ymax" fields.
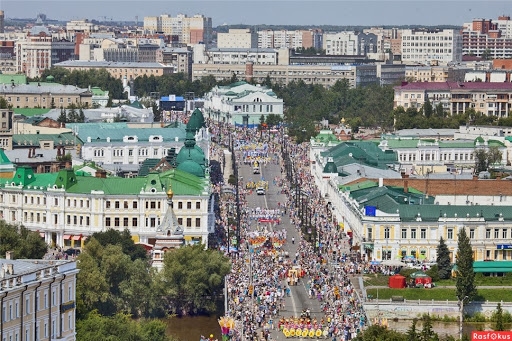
[
  {"xmin": 0, "ymin": 221, "xmax": 48, "ymax": 259},
  {"xmin": 76, "ymin": 229, "xmax": 231, "ymax": 320},
  {"xmin": 57, "ymin": 103, "xmax": 86, "ymax": 123}
]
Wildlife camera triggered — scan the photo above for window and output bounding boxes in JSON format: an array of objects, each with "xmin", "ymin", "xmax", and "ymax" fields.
[
  {"xmin": 178, "ymin": 202, "xmax": 183, "ymax": 209},
  {"xmin": 178, "ymin": 218, "xmax": 183, "ymax": 225},
  {"xmin": 384, "ymin": 227, "xmax": 390, "ymax": 239},
  {"xmin": 411, "ymin": 229, "xmax": 417, "ymax": 239},
  {"xmin": 105, "ymin": 217, "xmax": 111, "ymax": 227},
  {"xmin": 503, "ymin": 229, "xmax": 508, "ymax": 239},
  {"xmin": 150, "ymin": 201, "xmax": 156, "ymax": 209},
  {"xmin": 367, "ymin": 227, "xmax": 372, "ymax": 240},
  {"xmin": 25, "ymin": 296, "xmax": 29, "ymax": 314},
  {"xmin": 187, "ymin": 202, "xmax": 192, "ymax": 209},
  {"xmin": 124, "ymin": 201, "xmax": 128, "ymax": 209},
  {"xmin": 495, "ymin": 229, "xmax": 500, "ymax": 239},
  {"xmin": 114, "ymin": 217, "xmax": 120, "ymax": 227},
  {"xmin": 133, "ymin": 201, "xmax": 137, "ymax": 209},
  {"xmin": 486, "ymin": 229, "xmax": 491, "ymax": 238},
  {"xmin": 470, "ymin": 228, "xmax": 475, "ymax": 239},
  {"xmin": 186, "ymin": 218, "xmax": 192, "ymax": 227},
  {"xmin": 195, "ymin": 218, "xmax": 200, "ymax": 227},
  {"xmin": 401, "ymin": 228, "xmax": 407, "ymax": 239},
  {"xmin": 132, "ymin": 217, "xmax": 138, "ymax": 227},
  {"xmin": 114, "ymin": 201, "xmax": 120, "ymax": 209},
  {"xmin": 106, "ymin": 201, "xmax": 111, "ymax": 209},
  {"xmin": 447, "ymin": 228, "xmax": 453, "ymax": 239},
  {"xmin": 123, "ymin": 217, "xmax": 129, "ymax": 227},
  {"xmin": 420, "ymin": 228, "xmax": 426, "ymax": 239}
]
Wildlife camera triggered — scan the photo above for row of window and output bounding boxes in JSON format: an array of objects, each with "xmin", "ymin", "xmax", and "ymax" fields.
[
  {"xmin": 105, "ymin": 200, "xmax": 201, "ymax": 210},
  {"xmin": 105, "ymin": 216, "xmax": 201, "ymax": 228},
  {"xmin": 368, "ymin": 227, "xmax": 512, "ymax": 240}
]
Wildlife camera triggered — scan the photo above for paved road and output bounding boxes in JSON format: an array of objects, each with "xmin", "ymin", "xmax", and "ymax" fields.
[{"xmin": 239, "ymin": 153, "xmax": 324, "ymax": 340}]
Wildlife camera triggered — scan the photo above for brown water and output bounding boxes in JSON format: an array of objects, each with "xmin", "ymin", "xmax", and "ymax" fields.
[{"xmin": 165, "ymin": 315, "xmax": 223, "ymax": 341}]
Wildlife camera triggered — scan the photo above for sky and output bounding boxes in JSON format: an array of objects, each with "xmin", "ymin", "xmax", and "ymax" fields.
[{"xmin": 2, "ymin": 0, "xmax": 511, "ymax": 27}]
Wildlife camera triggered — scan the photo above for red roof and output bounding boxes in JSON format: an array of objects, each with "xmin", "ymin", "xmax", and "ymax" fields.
[{"xmin": 395, "ymin": 82, "xmax": 512, "ymax": 91}]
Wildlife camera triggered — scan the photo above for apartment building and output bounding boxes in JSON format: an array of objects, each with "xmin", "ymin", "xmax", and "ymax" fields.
[
  {"xmin": 401, "ymin": 29, "xmax": 462, "ymax": 65},
  {"xmin": 394, "ymin": 81, "xmax": 512, "ymax": 117},
  {"xmin": 156, "ymin": 47, "xmax": 192, "ymax": 75},
  {"xmin": 405, "ymin": 66, "xmax": 468, "ymax": 82},
  {"xmin": 143, "ymin": 14, "xmax": 212, "ymax": 45},
  {"xmin": 323, "ymin": 32, "xmax": 379, "ymax": 56},
  {"xmin": 217, "ymin": 29, "xmax": 258, "ymax": 49},
  {"xmin": 463, "ymin": 16, "xmax": 512, "ymax": 58},
  {"xmin": 54, "ymin": 60, "xmax": 173, "ymax": 80},
  {"xmin": 15, "ymin": 33, "xmax": 75, "ymax": 78},
  {"xmin": 257, "ymin": 29, "xmax": 322, "ymax": 50},
  {"xmin": 0, "ymin": 256, "xmax": 79, "ymax": 341},
  {"xmin": 0, "ymin": 83, "xmax": 92, "ymax": 109}
]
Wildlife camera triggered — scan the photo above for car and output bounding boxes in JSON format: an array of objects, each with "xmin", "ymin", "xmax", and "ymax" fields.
[
  {"xmin": 256, "ymin": 187, "xmax": 266, "ymax": 195},
  {"xmin": 64, "ymin": 248, "xmax": 81, "ymax": 256},
  {"xmin": 253, "ymin": 167, "xmax": 261, "ymax": 174}
]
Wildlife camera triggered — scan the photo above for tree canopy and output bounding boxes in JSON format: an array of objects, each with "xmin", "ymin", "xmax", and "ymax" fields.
[
  {"xmin": 456, "ymin": 227, "xmax": 477, "ymax": 303},
  {"xmin": 436, "ymin": 237, "xmax": 452, "ymax": 280},
  {"xmin": 0, "ymin": 222, "xmax": 47, "ymax": 259},
  {"xmin": 88, "ymin": 228, "xmax": 148, "ymax": 261}
]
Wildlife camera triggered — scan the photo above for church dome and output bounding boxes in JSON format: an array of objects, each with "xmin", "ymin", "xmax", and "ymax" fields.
[
  {"xmin": 176, "ymin": 131, "xmax": 205, "ymax": 167},
  {"xmin": 186, "ymin": 108, "xmax": 206, "ymax": 133},
  {"xmin": 176, "ymin": 160, "xmax": 205, "ymax": 178}
]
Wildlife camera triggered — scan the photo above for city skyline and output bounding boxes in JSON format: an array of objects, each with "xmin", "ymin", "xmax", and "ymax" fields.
[{"xmin": 2, "ymin": 0, "xmax": 512, "ymax": 27}]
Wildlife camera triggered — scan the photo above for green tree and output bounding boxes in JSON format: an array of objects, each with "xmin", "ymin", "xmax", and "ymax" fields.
[
  {"xmin": 495, "ymin": 303, "xmax": 505, "ymax": 331},
  {"xmin": 436, "ymin": 237, "xmax": 452, "ymax": 279},
  {"xmin": 423, "ymin": 98, "xmax": 433, "ymax": 118},
  {"xmin": 158, "ymin": 244, "xmax": 231, "ymax": 315},
  {"xmin": 456, "ymin": 227, "xmax": 477, "ymax": 304},
  {"xmin": 474, "ymin": 148, "xmax": 489, "ymax": 174},
  {"xmin": 419, "ymin": 315, "xmax": 439, "ymax": 341},
  {"xmin": 88, "ymin": 228, "xmax": 147, "ymax": 261},
  {"xmin": 58, "ymin": 107, "xmax": 67, "ymax": 124},
  {"xmin": 406, "ymin": 318, "xmax": 418, "ymax": 341},
  {"xmin": 0, "ymin": 97, "xmax": 9, "ymax": 109},
  {"xmin": 0, "ymin": 222, "xmax": 47, "ymax": 259}
]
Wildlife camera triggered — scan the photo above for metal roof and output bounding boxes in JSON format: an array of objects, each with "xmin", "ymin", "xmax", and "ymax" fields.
[{"xmin": 55, "ymin": 60, "xmax": 171, "ymax": 68}]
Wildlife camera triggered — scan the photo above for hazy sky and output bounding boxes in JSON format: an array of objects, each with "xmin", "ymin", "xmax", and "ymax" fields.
[{"xmin": 2, "ymin": 0, "xmax": 512, "ymax": 27}]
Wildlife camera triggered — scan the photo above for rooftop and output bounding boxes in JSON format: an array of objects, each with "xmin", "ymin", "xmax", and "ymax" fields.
[
  {"xmin": 395, "ymin": 82, "xmax": 512, "ymax": 91},
  {"xmin": 0, "ymin": 83, "xmax": 90, "ymax": 95},
  {"xmin": 54, "ymin": 60, "xmax": 172, "ymax": 68}
]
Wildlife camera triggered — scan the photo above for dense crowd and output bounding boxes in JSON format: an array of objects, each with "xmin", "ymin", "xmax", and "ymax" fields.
[{"xmin": 207, "ymin": 120, "xmax": 369, "ymax": 341}]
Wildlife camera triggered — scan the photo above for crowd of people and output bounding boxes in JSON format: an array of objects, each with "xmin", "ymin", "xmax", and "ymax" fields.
[{"xmin": 206, "ymin": 120, "xmax": 369, "ymax": 341}]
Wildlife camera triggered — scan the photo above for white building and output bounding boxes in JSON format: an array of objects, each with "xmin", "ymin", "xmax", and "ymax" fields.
[
  {"xmin": 203, "ymin": 81, "xmax": 284, "ymax": 126},
  {"xmin": 217, "ymin": 29, "xmax": 258, "ymax": 49},
  {"xmin": 323, "ymin": 32, "xmax": 359, "ymax": 55},
  {"xmin": 401, "ymin": 29, "xmax": 462, "ymax": 65}
]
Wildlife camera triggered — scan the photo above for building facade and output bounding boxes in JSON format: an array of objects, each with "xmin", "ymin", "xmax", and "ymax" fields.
[
  {"xmin": 203, "ymin": 81, "xmax": 284, "ymax": 126},
  {"xmin": 0, "ymin": 257, "xmax": 79, "ymax": 341},
  {"xmin": 156, "ymin": 47, "xmax": 193, "ymax": 75},
  {"xmin": 217, "ymin": 29, "xmax": 258, "ymax": 49},
  {"xmin": 53, "ymin": 60, "xmax": 174, "ymax": 80},
  {"xmin": 323, "ymin": 32, "xmax": 378, "ymax": 56},
  {"xmin": 0, "ymin": 83, "xmax": 92, "ymax": 109},
  {"xmin": 463, "ymin": 16, "xmax": 512, "ymax": 59},
  {"xmin": 401, "ymin": 29, "xmax": 462, "ymax": 65},
  {"xmin": 394, "ymin": 82, "xmax": 512, "ymax": 117},
  {"xmin": 143, "ymin": 14, "xmax": 212, "ymax": 45}
]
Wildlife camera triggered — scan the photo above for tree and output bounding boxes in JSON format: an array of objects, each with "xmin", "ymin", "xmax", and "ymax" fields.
[
  {"xmin": 158, "ymin": 244, "xmax": 231, "ymax": 315},
  {"xmin": 419, "ymin": 315, "xmax": 439, "ymax": 341},
  {"xmin": 406, "ymin": 318, "xmax": 418, "ymax": 341},
  {"xmin": 436, "ymin": 237, "xmax": 452, "ymax": 279},
  {"xmin": 58, "ymin": 107, "xmax": 67, "ymax": 124},
  {"xmin": 474, "ymin": 148, "xmax": 489, "ymax": 174},
  {"xmin": 88, "ymin": 228, "xmax": 147, "ymax": 261},
  {"xmin": 352, "ymin": 324, "xmax": 406, "ymax": 341},
  {"xmin": 0, "ymin": 97, "xmax": 9, "ymax": 109},
  {"xmin": 456, "ymin": 227, "xmax": 477, "ymax": 304},
  {"xmin": 423, "ymin": 98, "xmax": 433, "ymax": 118},
  {"xmin": 494, "ymin": 303, "xmax": 505, "ymax": 331},
  {"xmin": 0, "ymin": 222, "xmax": 47, "ymax": 259}
]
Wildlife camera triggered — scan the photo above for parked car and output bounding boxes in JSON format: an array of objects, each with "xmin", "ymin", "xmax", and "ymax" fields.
[{"xmin": 64, "ymin": 248, "xmax": 81, "ymax": 256}]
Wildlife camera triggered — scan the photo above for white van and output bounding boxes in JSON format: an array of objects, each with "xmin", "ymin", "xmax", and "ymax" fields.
[{"xmin": 256, "ymin": 187, "xmax": 266, "ymax": 195}]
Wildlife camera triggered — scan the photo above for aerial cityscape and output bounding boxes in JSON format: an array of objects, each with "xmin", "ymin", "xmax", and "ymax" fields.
[{"xmin": 1, "ymin": 3, "xmax": 512, "ymax": 341}]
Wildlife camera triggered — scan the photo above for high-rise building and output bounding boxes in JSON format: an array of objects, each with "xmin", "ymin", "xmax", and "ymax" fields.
[
  {"xmin": 401, "ymin": 29, "xmax": 462, "ymax": 65},
  {"xmin": 217, "ymin": 29, "xmax": 257, "ymax": 49},
  {"xmin": 143, "ymin": 14, "xmax": 212, "ymax": 45},
  {"xmin": 0, "ymin": 10, "xmax": 4, "ymax": 33},
  {"xmin": 257, "ymin": 29, "xmax": 322, "ymax": 50},
  {"xmin": 463, "ymin": 16, "xmax": 512, "ymax": 59}
]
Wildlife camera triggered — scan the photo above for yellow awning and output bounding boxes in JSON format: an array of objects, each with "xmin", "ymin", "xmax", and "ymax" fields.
[
  {"xmin": 184, "ymin": 236, "xmax": 193, "ymax": 241},
  {"xmin": 131, "ymin": 235, "xmax": 140, "ymax": 243}
]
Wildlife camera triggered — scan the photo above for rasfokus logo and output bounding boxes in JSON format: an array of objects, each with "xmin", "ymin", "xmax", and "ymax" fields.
[{"xmin": 472, "ymin": 331, "xmax": 512, "ymax": 340}]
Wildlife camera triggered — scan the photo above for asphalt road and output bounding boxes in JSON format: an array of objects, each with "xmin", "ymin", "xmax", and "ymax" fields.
[{"xmin": 238, "ymin": 153, "xmax": 324, "ymax": 340}]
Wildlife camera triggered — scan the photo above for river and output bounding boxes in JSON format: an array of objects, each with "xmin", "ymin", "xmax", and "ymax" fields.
[{"xmin": 165, "ymin": 315, "xmax": 222, "ymax": 341}]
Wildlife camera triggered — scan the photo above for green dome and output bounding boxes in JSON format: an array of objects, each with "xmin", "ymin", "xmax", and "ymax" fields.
[
  {"xmin": 323, "ymin": 158, "xmax": 338, "ymax": 174},
  {"xmin": 176, "ymin": 131, "xmax": 205, "ymax": 166},
  {"xmin": 177, "ymin": 160, "xmax": 205, "ymax": 178},
  {"xmin": 186, "ymin": 108, "xmax": 206, "ymax": 133}
]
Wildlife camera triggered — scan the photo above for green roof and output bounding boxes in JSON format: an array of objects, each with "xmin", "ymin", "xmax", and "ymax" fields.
[
  {"xmin": 314, "ymin": 131, "xmax": 340, "ymax": 144},
  {"xmin": 398, "ymin": 204, "xmax": 512, "ymax": 222},
  {"xmin": 186, "ymin": 109, "xmax": 205, "ymax": 133},
  {"xmin": 12, "ymin": 132, "xmax": 82, "ymax": 147},
  {"xmin": 474, "ymin": 261, "xmax": 512, "ymax": 273},
  {"xmin": 66, "ymin": 122, "xmax": 187, "ymax": 143},
  {"xmin": 340, "ymin": 180, "xmax": 378, "ymax": 192},
  {"xmin": 13, "ymin": 108, "xmax": 51, "ymax": 117},
  {"xmin": 321, "ymin": 141, "xmax": 398, "ymax": 169},
  {"xmin": 0, "ymin": 149, "xmax": 12, "ymax": 166},
  {"xmin": 0, "ymin": 74, "xmax": 27, "ymax": 85},
  {"xmin": 138, "ymin": 158, "xmax": 161, "ymax": 177}
]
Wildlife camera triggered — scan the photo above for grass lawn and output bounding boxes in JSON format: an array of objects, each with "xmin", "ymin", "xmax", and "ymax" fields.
[{"xmin": 366, "ymin": 288, "xmax": 512, "ymax": 302}]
